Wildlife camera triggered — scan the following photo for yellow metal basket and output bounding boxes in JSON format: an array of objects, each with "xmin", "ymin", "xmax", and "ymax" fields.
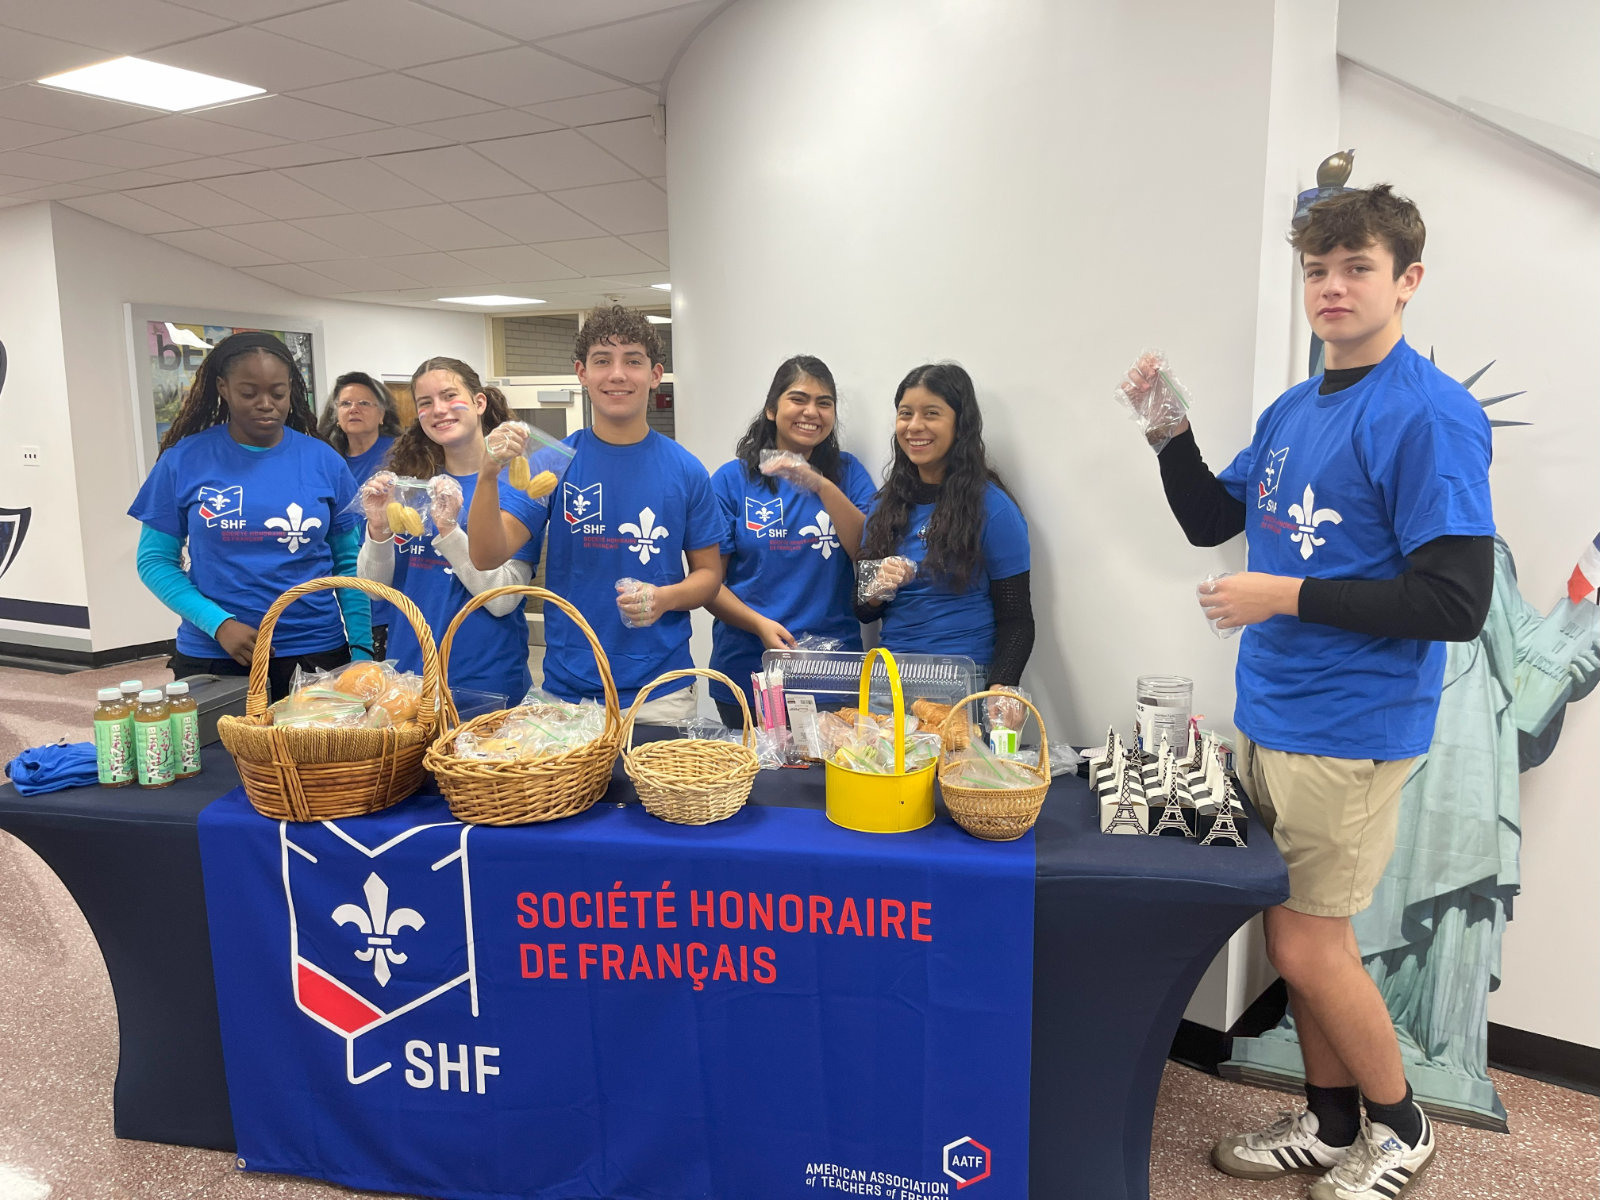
[{"xmin": 823, "ymin": 647, "xmax": 936, "ymax": 833}]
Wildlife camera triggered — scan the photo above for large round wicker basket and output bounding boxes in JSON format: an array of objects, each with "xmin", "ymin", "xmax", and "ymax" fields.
[
  {"xmin": 936, "ymin": 690, "xmax": 1051, "ymax": 841},
  {"xmin": 217, "ymin": 577, "xmax": 441, "ymax": 821},
  {"xmin": 623, "ymin": 668, "xmax": 758, "ymax": 825}
]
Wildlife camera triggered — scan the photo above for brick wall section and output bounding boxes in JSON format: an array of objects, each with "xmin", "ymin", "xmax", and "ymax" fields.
[{"xmin": 502, "ymin": 315, "xmax": 581, "ymax": 375}]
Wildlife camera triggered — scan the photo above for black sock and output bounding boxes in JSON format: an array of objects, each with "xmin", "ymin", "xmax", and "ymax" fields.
[
  {"xmin": 1363, "ymin": 1083, "xmax": 1423, "ymax": 1147},
  {"xmin": 1304, "ymin": 1084, "xmax": 1361, "ymax": 1147}
]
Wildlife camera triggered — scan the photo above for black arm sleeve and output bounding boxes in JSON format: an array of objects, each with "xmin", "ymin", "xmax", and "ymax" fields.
[
  {"xmin": 987, "ymin": 571, "xmax": 1034, "ymax": 687},
  {"xmin": 1156, "ymin": 427, "xmax": 1247, "ymax": 547},
  {"xmin": 1298, "ymin": 535, "xmax": 1494, "ymax": 642},
  {"xmin": 854, "ymin": 596, "xmax": 886, "ymax": 625}
]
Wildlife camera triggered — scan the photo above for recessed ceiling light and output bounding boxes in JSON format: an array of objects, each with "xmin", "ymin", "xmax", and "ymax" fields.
[
  {"xmin": 645, "ymin": 314, "xmax": 672, "ymax": 324},
  {"xmin": 650, "ymin": 282, "xmax": 672, "ymax": 291},
  {"xmin": 39, "ymin": 57, "xmax": 265, "ymax": 113},
  {"xmin": 437, "ymin": 295, "xmax": 545, "ymax": 306}
]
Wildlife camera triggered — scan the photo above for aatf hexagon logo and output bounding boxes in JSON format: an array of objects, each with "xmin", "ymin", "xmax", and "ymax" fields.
[{"xmin": 943, "ymin": 1136, "xmax": 991, "ymax": 1189}]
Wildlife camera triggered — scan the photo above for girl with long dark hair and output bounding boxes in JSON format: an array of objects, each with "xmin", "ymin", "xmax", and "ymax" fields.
[
  {"xmin": 705, "ymin": 356, "xmax": 877, "ymax": 725},
  {"xmin": 857, "ymin": 362, "xmax": 1034, "ymax": 696},
  {"xmin": 128, "ymin": 331, "xmax": 369, "ymax": 700},
  {"xmin": 356, "ymin": 357, "xmax": 539, "ymax": 705},
  {"xmin": 317, "ymin": 370, "xmax": 401, "ymax": 485}
]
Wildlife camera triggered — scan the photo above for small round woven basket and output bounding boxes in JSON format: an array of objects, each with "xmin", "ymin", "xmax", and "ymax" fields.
[
  {"xmin": 622, "ymin": 668, "xmax": 759, "ymax": 825},
  {"xmin": 937, "ymin": 690, "xmax": 1051, "ymax": 841},
  {"xmin": 217, "ymin": 577, "xmax": 440, "ymax": 822},
  {"xmin": 423, "ymin": 585, "xmax": 621, "ymax": 825}
]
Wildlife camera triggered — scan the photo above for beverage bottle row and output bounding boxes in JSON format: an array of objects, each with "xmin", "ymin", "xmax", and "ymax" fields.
[{"xmin": 93, "ymin": 678, "xmax": 201, "ymax": 788}]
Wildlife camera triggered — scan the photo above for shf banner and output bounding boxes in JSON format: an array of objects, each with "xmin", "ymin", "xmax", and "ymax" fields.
[{"xmin": 199, "ymin": 790, "xmax": 1036, "ymax": 1200}]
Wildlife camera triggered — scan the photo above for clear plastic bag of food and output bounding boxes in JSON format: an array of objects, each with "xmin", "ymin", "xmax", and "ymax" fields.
[
  {"xmin": 494, "ymin": 690, "xmax": 606, "ymax": 758},
  {"xmin": 857, "ymin": 556, "xmax": 917, "ymax": 605},
  {"xmin": 1199, "ymin": 572, "xmax": 1242, "ymax": 639},
  {"xmin": 486, "ymin": 420, "xmax": 576, "ymax": 505},
  {"xmin": 828, "ymin": 717, "xmax": 940, "ymax": 775},
  {"xmin": 942, "ymin": 735, "xmax": 1044, "ymax": 790},
  {"xmin": 1115, "ymin": 350, "xmax": 1192, "ymax": 453},
  {"xmin": 791, "ymin": 632, "xmax": 846, "ymax": 652},
  {"xmin": 347, "ymin": 473, "xmax": 437, "ymax": 539},
  {"xmin": 1010, "ymin": 742, "xmax": 1084, "ymax": 778},
  {"xmin": 674, "ymin": 716, "xmax": 784, "ymax": 770}
]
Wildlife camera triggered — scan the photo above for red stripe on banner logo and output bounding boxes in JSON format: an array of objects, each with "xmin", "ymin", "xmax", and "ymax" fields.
[{"xmin": 297, "ymin": 961, "xmax": 383, "ymax": 1034}]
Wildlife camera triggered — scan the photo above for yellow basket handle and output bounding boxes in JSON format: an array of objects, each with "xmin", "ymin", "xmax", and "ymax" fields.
[
  {"xmin": 243, "ymin": 576, "xmax": 439, "ymax": 727},
  {"xmin": 621, "ymin": 667, "xmax": 754, "ymax": 754},
  {"xmin": 939, "ymin": 690, "xmax": 1050, "ymax": 776},
  {"xmin": 857, "ymin": 646, "xmax": 907, "ymax": 777}
]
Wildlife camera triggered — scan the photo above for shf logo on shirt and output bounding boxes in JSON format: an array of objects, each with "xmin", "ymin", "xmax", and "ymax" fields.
[
  {"xmin": 745, "ymin": 496, "xmax": 784, "ymax": 534},
  {"xmin": 563, "ymin": 481, "xmax": 602, "ymax": 526},
  {"xmin": 1257, "ymin": 448, "xmax": 1288, "ymax": 509},
  {"xmin": 198, "ymin": 484, "xmax": 244, "ymax": 526}
]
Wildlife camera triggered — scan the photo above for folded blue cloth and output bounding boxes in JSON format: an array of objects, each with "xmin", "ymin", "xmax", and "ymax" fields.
[{"xmin": 5, "ymin": 741, "xmax": 102, "ymax": 796}]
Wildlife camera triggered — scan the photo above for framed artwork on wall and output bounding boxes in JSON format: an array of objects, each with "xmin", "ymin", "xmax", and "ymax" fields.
[{"xmin": 123, "ymin": 304, "xmax": 325, "ymax": 478}]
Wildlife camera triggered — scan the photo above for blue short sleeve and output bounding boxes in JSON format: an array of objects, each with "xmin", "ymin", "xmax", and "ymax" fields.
[
  {"xmin": 1216, "ymin": 444, "xmax": 1253, "ymax": 505},
  {"xmin": 499, "ymin": 471, "xmax": 552, "ymax": 548},
  {"xmin": 842, "ymin": 454, "xmax": 878, "ymax": 510},
  {"xmin": 1360, "ymin": 401, "xmax": 1494, "ymax": 554},
  {"xmin": 683, "ymin": 460, "xmax": 725, "ymax": 553},
  {"xmin": 712, "ymin": 462, "xmax": 742, "ymax": 552},
  {"xmin": 129, "ymin": 452, "xmax": 185, "ymax": 539},
  {"xmin": 327, "ymin": 449, "xmax": 360, "ymax": 535},
  {"xmin": 982, "ymin": 487, "xmax": 1030, "ymax": 579}
]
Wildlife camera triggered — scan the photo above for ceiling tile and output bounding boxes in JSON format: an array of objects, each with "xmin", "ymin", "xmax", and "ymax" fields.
[
  {"xmin": 577, "ymin": 116, "xmax": 665, "ymax": 177},
  {"xmin": 313, "ymin": 127, "xmax": 450, "ymax": 157},
  {"xmin": 536, "ymin": 235, "xmax": 663, "ymax": 275},
  {"xmin": 155, "ymin": 227, "xmax": 282, "ymax": 267},
  {"xmin": 243, "ymin": 262, "xmax": 345, "ymax": 295},
  {"xmin": 492, "ymin": 276, "xmax": 596, "ymax": 294},
  {"xmin": 143, "ymin": 156, "xmax": 261, "ymax": 180},
  {"xmin": 415, "ymin": 47, "xmax": 617, "ymax": 108},
  {"xmin": 456, "ymin": 194, "xmax": 606, "ymax": 243},
  {"xmin": 288, "ymin": 212, "xmax": 432, "ymax": 256},
  {"xmin": 263, "ymin": 0, "xmax": 514, "ymax": 69},
  {"xmin": 525, "ymin": 88, "xmax": 657, "ymax": 129},
  {"xmin": 0, "ymin": 116, "xmax": 72, "ymax": 152},
  {"xmin": 63, "ymin": 191, "xmax": 198, "ymax": 233},
  {"xmin": 0, "ymin": 173, "xmax": 47, "ymax": 193},
  {"xmin": 0, "ymin": 149, "xmax": 105, "ymax": 182},
  {"xmin": 131, "ymin": 180, "xmax": 271, "ymax": 224},
  {"xmin": 23, "ymin": 132, "xmax": 201, "ymax": 169},
  {"xmin": 370, "ymin": 251, "xmax": 498, "ymax": 287},
  {"xmin": 621, "ymin": 230, "xmax": 668, "ymax": 263},
  {"xmin": 282, "ymin": 157, "xmax": 438, "ymax": 210},
  {"xmin": 291, "ymin": 75, "xmax": 496, "ymax": 125},
  {"xmin": 0, "ymin": 85, "xmax": 157, "ymax": 133},
  {"xmin": 298, "ymin": 257, "xmax": 423, "ymax": 290},
  {"xmin": 200, "ymin": 96, "xmax": 388, "ymax": 140},
  {"xmin": 415, "ymin": 0, "xmax": 699, "ymax": 42},
  {"xmin": 148, "ymin": 27, "xmax": 384, "ymax": 93},
  {"xmin": 537, "ymin": 2, "xmax": 718, "ymax": 85},
  {"xmin": 165, "ymin": 0, "xmax": 331, "ymax": 17},
  {"xmin": 81, "ymin": 168, "xmax": 187, "ymax": 189},
  {"xmin": 230, "ymin": 143, "xmax": 354, "ymax": 169},
  {"xmin": 548, "ymin": 179, "xmax": 665, "ymax": 235},
  {"xmin": 1, "ymin": 0, "xmax": 231, "ymax": 55},
  {"xmin": 449, "ymin": 243, "xmax": 577, "ymax": 282},
  {"xmin": 413, "ymin": 109, "xmax": 557, "ymax": 142},
  {"xmin": 203, "ymin": 171, "xmax": 350, "ymax": 218},
  {"xmin": 0, "ymin": 29, "xmax": 106, "ymax": 81},
  {"xmin": 215, "ymin": 219, "xmax": 350, "ymax": 259},
  {"xmin": 372, "ymin": 203, "xmax": 513, "ymax": 250},
  {"xmin": 485, "ymin": 128, "xmax": 636, "ymax": 190},
  {"xmin": 113, "ymin": 114, "xmax": 289, "ymax": 155},
  {"xmin": 373, "ymin": 144, "xmax": 527, "ymax": 202},
  {"xmin": 9, "ymin": 180, "xmax": 101, "ymax": 200}
]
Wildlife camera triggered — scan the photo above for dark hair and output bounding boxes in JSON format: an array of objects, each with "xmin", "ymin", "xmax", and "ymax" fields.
[
  {"xmin": 157, "ymin": 331, "xmax": 316, "ymax": 454},
  {"xmin": 860, "ymin": 362, "xmax": 1010, "ymax": 588},
  {"xmin": 574, "ymin": 304, "xmax": 664, "ymax": 367},
  {"xmin": 316, "ymin": 371, "xmax": 402, "ymax": 454},
  {"xmin": 1290, "ymin": 183, "xmax": 1425, "ymax": 278},
  {"xmin": 388, "ymin": 357, "xmax": 512, "ymax": 478},
  {"xmin": 735, "ymin": 356, "xmax": 845, "ymax": 492}
]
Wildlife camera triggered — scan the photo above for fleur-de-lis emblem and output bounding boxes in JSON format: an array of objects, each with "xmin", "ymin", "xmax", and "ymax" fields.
[
  {"xmin": 799, "ymin": 510, "xmax": 840, "ymax": 560},
  {"xmin": 1286, "ymin": 484, "xmax": 1342, "ymax": 560},
  {"xmin": 264, "ymin": 502, "xmax": 322, "ymax": 553},
  {"xmin": 332, "ymin": 872, "xmax": 425, "ymax": 987},
  {"xmin": 618, "ymin": 506, "xmax": 668, "ymax": 565},
  {"xmin": 571, "ymin": 491, "xmax": 592, "ymax": 515}
]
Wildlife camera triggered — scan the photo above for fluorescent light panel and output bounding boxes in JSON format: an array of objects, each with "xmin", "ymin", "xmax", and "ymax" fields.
[
  {"xmin": 39, "ymin": 57, "xmax": 264, "ymax": 112},
  {"xmin": 651, "ymin": 282, "xmax": 672, "ymax": 291},
  {"xmin": 437, "ymin": 295, "xmax": 545, "ymax": 306},
  {"xmin": 645, "ymin": 314, "xmax": 671, "ymax": 324}
]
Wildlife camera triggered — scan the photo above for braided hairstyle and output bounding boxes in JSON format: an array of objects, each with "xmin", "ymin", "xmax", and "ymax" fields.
[
  {"xmin": 388, "ymin": 356, "xmax": 513, "ymax": 478},
  {"xmin": 735, "ymin": 355, "xmax": 845, "ymax": 494},
  {"xmin": 157, "ymin": 331, "xmax": 316, "ymax": 454},
  {"xmin": 316, "ymin": 370, "xmax": 403, "ymax": 454}
]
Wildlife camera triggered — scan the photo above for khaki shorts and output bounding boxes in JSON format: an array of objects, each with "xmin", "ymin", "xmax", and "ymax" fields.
[
  {"xmin": 629, "ymin": 680, "xmax": 698, "ymax": 727},
  {"xmin": 1235, "ymin": 734, "xmax": 1415, "ymax": 919}
]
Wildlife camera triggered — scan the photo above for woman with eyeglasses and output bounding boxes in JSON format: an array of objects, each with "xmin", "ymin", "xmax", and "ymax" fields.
[{"xmin": 318, "ymin": 371, "xmax": 401, "ymax": 486}]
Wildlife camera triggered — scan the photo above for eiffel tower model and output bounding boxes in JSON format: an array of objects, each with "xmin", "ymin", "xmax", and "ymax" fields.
[
  {"xmin": 1198, "ymin": 778, "xmax": 1247, "ymax": 846},
  {"xmin": 1087, "ymin": 725, "xmax": 1118, "ymax": 793},
  {"xmin": 1102, "ymin": 760, "xmax": 1149, "ymax": 834},
  {"xmin": 1150, "ymin": 748, "xmax": 1195, "ymax": 838}
]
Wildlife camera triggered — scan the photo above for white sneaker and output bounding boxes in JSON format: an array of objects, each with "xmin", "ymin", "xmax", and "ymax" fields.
[
  {"xmin": 1310, "ymin": 1110, "xmax": 1436, "ymax": 1200},
  {"xmin": 1211, "ymin": 1109, "xmax": 1351, "ymax": 1180}
]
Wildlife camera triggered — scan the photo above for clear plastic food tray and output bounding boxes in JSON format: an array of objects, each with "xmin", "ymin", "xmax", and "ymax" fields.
[{"xmin": 760, "ymin": 648, "xmax": 980, "ymax": 712}]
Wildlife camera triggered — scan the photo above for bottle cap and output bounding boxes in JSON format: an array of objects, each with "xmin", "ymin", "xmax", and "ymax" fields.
[
  {"xmin": 166, "ymin": 681, "xmax": 189, "ymax": 696},
  {"xmin": 138, "ymin": 689, "xmax": 164, "ymax": 703},
  {"xmin": 97, "ymin": 687, "xmax": 121, "ymax": 702},
  {"xmin": 120, "ymin": 680, "xmax": 143, "ymax": 692}
]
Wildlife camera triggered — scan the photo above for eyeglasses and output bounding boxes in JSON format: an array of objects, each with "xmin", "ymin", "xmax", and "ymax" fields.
[{"xmin": 336, "ymin": 398, "xmax": 379, "ymax": 412}]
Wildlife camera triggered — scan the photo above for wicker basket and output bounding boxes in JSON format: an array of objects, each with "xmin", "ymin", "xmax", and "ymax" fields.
[
  {"xmin": 937, "ymin": 690, "xmax": 1051, "ymax": 841},
  {"xmin": 623, "ymin": 668, "xmax": 758, "ymax": 825},
  {"xmin": 423, "ymin": 585, "xmax": 622, "ymax": 825},
  {"xmin": 217, "ymin": 577, "xmax": 441, "ymax": 822}
]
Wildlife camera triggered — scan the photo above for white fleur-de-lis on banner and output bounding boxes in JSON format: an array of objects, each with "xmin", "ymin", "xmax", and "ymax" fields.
[
  {"xmin": 800, "ymin": 510, "xmax": 840, "ymax": 559},
  {"xmin": 618, "ymin": 506, "xmax": 668, "ymax": 565},
  {"xmin": 1287, "ymin": 484, "xmax": 1342, "ymax": 560},
  {"xmin": 332, "ymin": 872, "xmax": 425, "ymax": 987},
  {"xmin": 264, "ymin": 502, "xmax": 322, "ymax": 553}
]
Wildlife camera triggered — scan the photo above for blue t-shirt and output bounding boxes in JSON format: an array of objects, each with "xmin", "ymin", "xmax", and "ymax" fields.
[
  {"xmin": 501, "ymin": 429, "xmax": 725, "ymax": 706},
  {"xmin": 344, "ymin": 435, "xmax": 394, "ymax": 487},
  {"xmin": 874, "ymin": 481, "xmax": 1030, "ymax": 664},
  {"xmin": 383, "ymin": 472, "xmax": 539, "ymax": 705},
  {"xmin": 708, "ymin": 453, "xmax": 878, "ymax": 706},
  {"xmin": 129, "ymin": 425, "xmax": 360, "ymax": 657},
  {"xmin": 1216, "ymin": 338, "xmax": 1495, "ymax": 759}
]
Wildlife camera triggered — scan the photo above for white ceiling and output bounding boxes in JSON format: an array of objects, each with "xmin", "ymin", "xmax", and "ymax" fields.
[{"xmin": 0, "ymin": 0, "xmax": 720, "ymax": 312}]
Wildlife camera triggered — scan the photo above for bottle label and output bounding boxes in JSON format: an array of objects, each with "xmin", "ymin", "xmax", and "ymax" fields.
[
  {"xmin": 136, "ymin": 721, "xmax": 175, "ymax": 786},
  {"xmin": 95, "ymin": 718, "xmax": 135, "ymax": 785},
  {"xmin": 172, "ymin": 710, "xmax": 202, "ymax": 775},
  {"xmin": 1136, "ymin": 701, "xmax": 1189, "ymax": 755}
]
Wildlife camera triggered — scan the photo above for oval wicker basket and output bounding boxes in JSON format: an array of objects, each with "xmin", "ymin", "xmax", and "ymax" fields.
[
  {"xmin": 423, "ymin": 585, "xmax": 622, "ymax": 825},
  {"xmin": 937, "ymin": 690, "xmax": 1051, "ymax": 841},
  {"xmin": 623, "ymin": 668, "xmax": 758, "ymax": 825},
  {"xmin": 216, "ymin": 577, "xmax": 441, "ymax": 822}
]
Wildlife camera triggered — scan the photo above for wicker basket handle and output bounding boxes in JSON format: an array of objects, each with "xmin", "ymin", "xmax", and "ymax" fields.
[
  {"xmin": 243, "ymin": 576, "xmax": 440, "ymax": 726},
  {"xmin": 621, "ymin": 667, "xmax": 753, "ymax": 753},
  {"xmin": 436, "ymin": 585, "xmax": 620, "ymax": 734},
  {"xmin": 940, "ymin": 690, "xmax": 1050, "ymax": 771}
]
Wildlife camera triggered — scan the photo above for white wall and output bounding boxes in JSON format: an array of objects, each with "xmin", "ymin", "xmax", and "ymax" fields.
[
  {"xmin": 43, "ymin": 203, "xmax": 490, "ymax": 652},
  {"xmin": 1338, "ymin": 63, "xmax": 1600, "ymax": 1048}
]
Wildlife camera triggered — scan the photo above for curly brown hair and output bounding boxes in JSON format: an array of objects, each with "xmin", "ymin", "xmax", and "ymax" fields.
[
  {"xmin": 574, "ymin": 304, "xmax": 663, "ymax": 366},
  {"xmin": 1290, "ymin": 183, "xmax": 1424, "ymax": 278},
  {"xmin": 387, "ymin": 357, "xmax": 512, "ymax": 478}
]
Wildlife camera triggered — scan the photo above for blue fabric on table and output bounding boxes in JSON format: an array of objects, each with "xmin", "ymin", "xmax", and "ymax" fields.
[{"xmin": 4, "ymin": 742, "xmax": 99, "ymax": 795}]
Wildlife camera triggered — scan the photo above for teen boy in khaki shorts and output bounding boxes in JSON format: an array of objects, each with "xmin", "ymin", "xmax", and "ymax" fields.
[{"xmin": 1120, "ymin": 185, "xmax": 1495, "ymax": 1200}]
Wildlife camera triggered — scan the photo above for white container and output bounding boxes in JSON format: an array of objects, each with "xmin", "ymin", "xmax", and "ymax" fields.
[{"xmin": 1135, "ymin": 675, "xmax": 1192, "ymax": 755}]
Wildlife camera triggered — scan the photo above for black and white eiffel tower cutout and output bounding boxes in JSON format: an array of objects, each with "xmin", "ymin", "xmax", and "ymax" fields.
[
  {"xmin": 1105, "ymin": 766, "xmax": 1147, "ymax": 834},
  {"xmin": 1198, "ymin": 779, "xmax": 1246, "ymax": 846},
  {"xmin": 1150, "ymin": 752, "xmax": 1194, "ymax": 838}
]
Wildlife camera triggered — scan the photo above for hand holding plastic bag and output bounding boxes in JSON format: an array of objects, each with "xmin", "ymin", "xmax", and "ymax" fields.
[
  {"xmin": 484, "ymin": 420, "xmax": 529, "ymax": 465},
  {"xmin": 986, "ymin": 684, "xmax": 1027, "ymax": 732},
  {"xmin": 1116, "ymin": 350, "xmax": 1191, "ymax": 452},
  {"xmin": 759, "ymin": 448, "xmax": 826, "ymax": 492},
  {"xmin": 858, "ymin": 556, "xmax": 916, "ymax": 605},
  {"xmin": 359, "ymin": 471, "xmax": 398, "ymax": 535},
  {"xmin": 616, "ymin": 577, "xmax": 660, "ymax": 628},
  {"xmin": 488, "ymin": 420, "xmax": 574, "ymax": 504},
  {"xmin": 1199, "ymin": 573, "xmax": 1242, "ymax": 639}
]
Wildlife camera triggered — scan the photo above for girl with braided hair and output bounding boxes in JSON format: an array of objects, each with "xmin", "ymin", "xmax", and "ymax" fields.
[{"xmin": 129, "ymin": 331, "xmax": 370, "ymax": 700}]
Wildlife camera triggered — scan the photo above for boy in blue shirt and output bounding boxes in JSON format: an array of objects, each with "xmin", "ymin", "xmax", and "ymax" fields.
[
  {"xmin": 468, "ymin": 306, "xmax": 724, "ymax": 724},
  {"xmin": 1121, "ymin": 185, "xmax": 1494, "ymax": 1200}
]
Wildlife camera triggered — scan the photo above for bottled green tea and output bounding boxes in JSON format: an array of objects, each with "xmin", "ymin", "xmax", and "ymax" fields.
[
  {"xmin": 134, "ymin": 688, "xmax": 175, "ymax": 789},
  {"xmin": 166, "ymin": 681, "xmax": 201, "ymax": 779},
  {"xmin": 93, "ymin": 687, "xmax": 136, "ymax": 787}
]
